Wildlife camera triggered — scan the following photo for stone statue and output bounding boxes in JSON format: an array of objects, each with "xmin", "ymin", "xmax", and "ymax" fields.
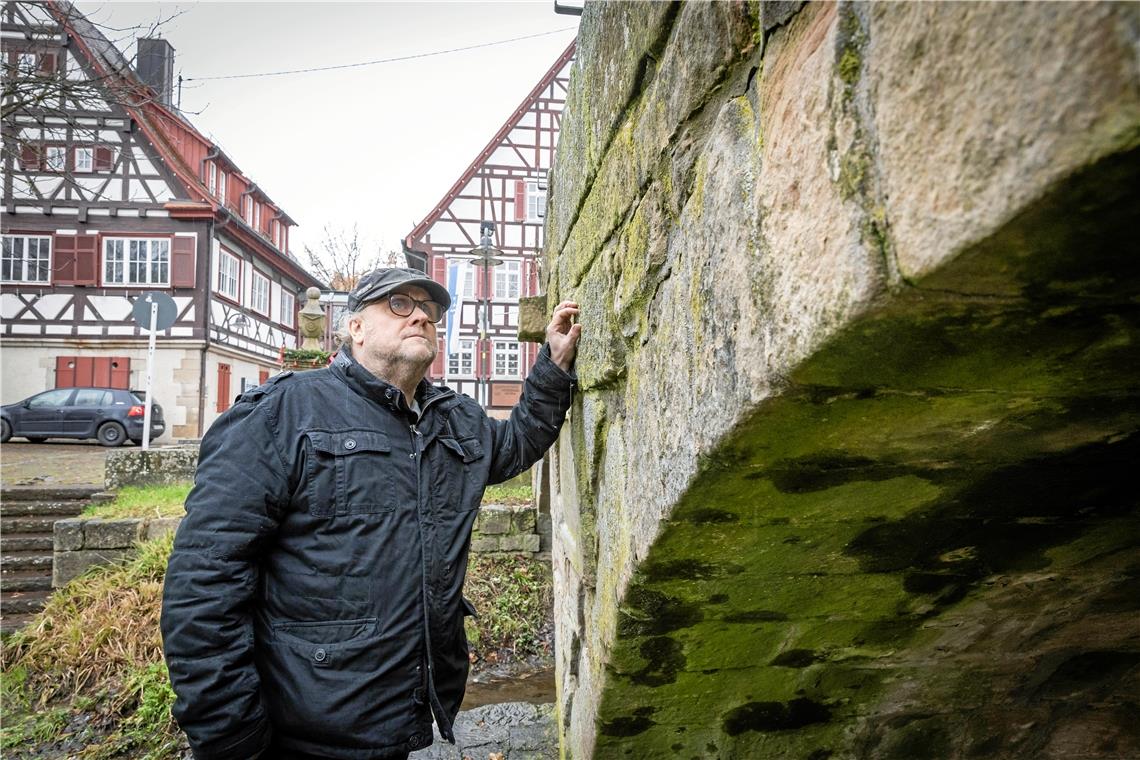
[{"xmin": 297, "ymin": 287, "xmax": 325, "ymax": 351}]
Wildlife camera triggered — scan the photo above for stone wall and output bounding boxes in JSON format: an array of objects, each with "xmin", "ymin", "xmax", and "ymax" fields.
[
  {"xmin": 546, "ymin": 2, "xmax": 1140, "ymax": 758},
  {"xmin": 52, "ymin": 516, "xmax": 181, "ymax": 587},
  {"xmin": 104, "ymin": 445, "xmax": 199, "ymax": 490},
  {"xmin": 471, "ymin": 504, "xmax": 543, "ymax": 555}
]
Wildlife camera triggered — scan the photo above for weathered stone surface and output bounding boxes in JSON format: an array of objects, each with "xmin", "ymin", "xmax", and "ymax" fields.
[
  {"xmin": 478, "ymin": 506, "xmax": 513, "ymax": 535},
  {"xmin": 104, "ymin": 445, "xmax": 199, "ymax": 490},
  {"xmin": 144, "ymin": 516, "xmax": 182, "ymax": 541},
  {"xmin": 513, "ymin": 507, "xmax": 537, "ymax": 534},
  {"xmin": 517, "ymin": 294, "xmax": 548, "ymax": 343},
  {"xmin": 546, "ymin": 0, "xmax": 1140, "ymax": 758},
  {"xmin": 53, "ymin": 518, "xmax": 84, "ymax": 551},
  {"xmin": 469, "ymin": 536, "xmax": 500, "ymax": 554},
  {"xmin": 409, "ymin": 702, "xmax": 556, "ymax": 759},
  {"xmin": 82, "ymin": 519, "xmax": 142, "ymax": 549},
  {"xmin": 499, "ymin": 534, "xmax": 541, "ymax": 554},
  {"xmin": 52, "ymin": 547, "xmax": 129, "ymax": 587}
]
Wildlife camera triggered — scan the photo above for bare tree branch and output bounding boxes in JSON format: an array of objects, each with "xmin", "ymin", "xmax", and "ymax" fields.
[{"xmin": 303, "ymin": 225, "xmax": 386, "ymax": 291}]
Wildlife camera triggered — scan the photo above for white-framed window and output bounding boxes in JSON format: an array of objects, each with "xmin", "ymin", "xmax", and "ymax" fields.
[
  {"xmin": 217, "ymin": 169, "xmax": 227, "ymax": 202},
  {"xmin": 279, "ymin": 288, "xmax": 295, "ymax": 327},
  {"xmin": 448, "ymin": 339, "xmax": 475, "ymax": 377},
  {"xmin": 462, "ymin": 264, "xmax": 475, "ymax": 298},
  {"xmin": 17, "ymin": 51, "xmax": 36, "ymax": 72},
  {"xmin": 2, "ymin": 235, "xmax": 51, "ymax": 283},
  {"xmin": 526, "ymin": 181, "xmax": 546, "ymax": 221},
  {"xmin": 241, "ymin": 195, "xmax": 253, "ymax": 225},
  {"xmin": 493, "ymin": 259, "xmax": 521, "ymax": 299},
  {"xmin": 74, "ymin": 146, "xmax": 93, "ymax": 172},
  {"xmin": 492, "ymin": 340, "xmax": 521, "ymax": 379},
  {"xmin": 45, "ymin": 145, "xmax": 66, "ymax": 171},
  {"xmin": 103, "ymin": 238, "xmax": 169, "ymax": 286},
  {"xmin": 206, "ymin": 161, "xmax": 217, "ymax": 195},
  {"xmin": 217, "ymin": 249, "xmax": 240, "ymax": 300},
  {"xmin": 253, "ymin": 202, "xmax": 261, "ymax": 232},
  {"xmin": 250, "ymin": 270, "xmax": 270, "ymax": 316}
]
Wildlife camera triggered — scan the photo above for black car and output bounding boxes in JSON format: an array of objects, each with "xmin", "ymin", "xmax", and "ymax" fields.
[{"xmin": 1, "ymin": 387, "xmax": 165, "ymax": 446}]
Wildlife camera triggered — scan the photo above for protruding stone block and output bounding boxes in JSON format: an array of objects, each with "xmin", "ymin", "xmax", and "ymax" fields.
[
  {"xmin": 512, "ymin": 507, "xmax": 537, "ymax": 534},
  {"xmin": 54, "ymin": 519, "xmax": 85, "ymax": 551},
  {"xmin": 517, "ymin": 294, "xmax": 549, "ymax": 343},
  {"xmin": 469, "ymin": 536, "xmax": 500, "ymax": 553},
  {"xmin": 478, "ymin": 506, "xmax": 512, "ymax": 535},
  {"xmin": 83, "ymin": 519, "xmax": 142, "ymax": 549},
  {"xmin": 498, "ymin": 534, "xmax": 540, "ymax": 554},
  {"xmin": 53, "ymin": 548, "xmax": 130, "ymax": 587}
]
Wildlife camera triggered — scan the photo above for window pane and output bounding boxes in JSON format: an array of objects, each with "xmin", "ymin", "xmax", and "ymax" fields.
[{"xmin": 152, "ymin": 240, "xmax": 169, "ymax": 284}]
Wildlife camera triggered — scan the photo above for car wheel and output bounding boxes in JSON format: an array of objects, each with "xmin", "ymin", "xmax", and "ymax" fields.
[
  {"xmin": 1, "ymin": 419, "xmax": 10, "ymax": 443},
  {"xmin": 26, "ymin": 436, "xmax": 47, "ymax": 444},
  {"xmin": 96, "ymin": 421, "xmax": 127, "ymax": 447}
]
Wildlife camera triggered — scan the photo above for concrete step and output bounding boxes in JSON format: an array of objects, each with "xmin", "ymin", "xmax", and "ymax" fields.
[
  {"xmin": 1, "ymin": 516, "xmax": 65, "ymax": 534},
  {"xmin": 0, "ymin": 570, "xmax": 52, "ymax": 593},
  {"xmin": 0, "ymin": 611, "xmax": 39, "ymax": 638},
  {"xmin": 0, "ymin": 551, "xmax": 53, "ymax": 572},
  {"xmin": 0, "ymin": 499, "xmax": 88, "ymax": 518},
  {"xmin": 0, "ymin": 588, "xmax": 51, "ymax": 615},
  {"xmin": 1, "ymin": 532, "xmax": 53, "ymax": 552}
]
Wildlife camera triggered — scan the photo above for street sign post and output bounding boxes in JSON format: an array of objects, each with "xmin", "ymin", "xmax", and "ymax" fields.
[{"xmin": 129, "ymin": 292, "xmax": 177, "ymax": 450}]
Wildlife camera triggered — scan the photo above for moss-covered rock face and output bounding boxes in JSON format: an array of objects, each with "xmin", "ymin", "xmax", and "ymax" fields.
[{"xmin": 545, "ymin": 2, "xmax": 1140, "ymax": 758}]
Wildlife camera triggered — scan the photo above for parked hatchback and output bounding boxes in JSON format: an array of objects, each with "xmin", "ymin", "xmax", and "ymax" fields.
[{"xmin": 1, "ymin": 388, "xmax": 165, "ymax": 446}]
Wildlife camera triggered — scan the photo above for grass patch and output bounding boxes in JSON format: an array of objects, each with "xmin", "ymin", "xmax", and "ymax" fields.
[
  {"xmin": 1, "ymin": 534, "xmax": 182, "ymax": 759},
  {"xmin": 463, "ymin": 553, "xmax": 553, "ymax": 663},
  {"xmin": 481, "ymin": 481, "xmax": 534, "ymax": 506},
  {"xmin": 82, "ymin": 483, "xmax": 191, "ymax": 520}
]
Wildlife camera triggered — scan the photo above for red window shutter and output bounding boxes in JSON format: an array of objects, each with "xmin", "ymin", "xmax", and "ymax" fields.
[
  {"xmin": 73, "ymin": 235, "xmax": 98, "ymax": 285},
  {"xmin": 259, "ymin": 369, "xmax": 269, "ymax": 385},
  {"xmin": 109, "ymin": 357, "xmax": 130, "ymax": 389},
  {"xmin": 93, "ymin": 357, "xmax": 111, "ymax": 386},
  {"xmin": 94, "ymin": 146, "xmax": 114, "ymax": 172},
  {"xmin": 55, "ymin": 357, "xmax": 76, "ymax": 388},
  {"xmin": 171, "ymin": 236, "xmax": 196, "ymax": 288},
  {"xmin": 37, "ymin": 52, "xmax": 57, "ymax": 75},
  {"xmin": 75, "ymin": 357, "xmax": 95, "ymax": 387},
  {"xmin": 514, "ymin": 180, "xmax": 526, "ymax": 221},
  {"xmin": 19, "ymin": 144, "xmax": 42, "ymax": 171},
  {"xmin": 53, "ymin": 235, "xmax": 78, "ymax": 285},
  {"xmin": 217, "ymin": 364, "xmax": 231, "ymax": 413},
  {"xmin": 431, "ymin": 254, "xmax": 446, "ymax": 287}
]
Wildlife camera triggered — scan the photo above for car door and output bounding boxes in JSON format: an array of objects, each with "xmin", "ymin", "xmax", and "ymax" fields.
[
  {"xmin": 20, "ymin": 389, "xmax": 76, "ymax": 436},
  {"xmin": 62, "ymin": 388, "xmax": 112, "ymax": 436}
]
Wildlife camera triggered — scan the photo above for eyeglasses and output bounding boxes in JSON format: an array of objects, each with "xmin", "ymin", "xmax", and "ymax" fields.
[{"xmin": 386, "ymin": 292, "xmax": 444, "ymax": 323}]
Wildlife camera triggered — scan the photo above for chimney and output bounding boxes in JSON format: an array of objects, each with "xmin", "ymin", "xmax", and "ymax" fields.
[{"xmin": 136, "ymin": 38, "xmax": 175, "ymax": 106}]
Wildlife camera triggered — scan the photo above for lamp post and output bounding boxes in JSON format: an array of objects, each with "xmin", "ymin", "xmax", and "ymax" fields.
[{"xmin": 468, "ymin": 221, "xmax": 503, "ymax": 408}]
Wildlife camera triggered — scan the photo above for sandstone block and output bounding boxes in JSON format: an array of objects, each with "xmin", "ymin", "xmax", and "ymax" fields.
[
  {"xmin": 478, "ymin": 506, "xmax": 512, "ymax": 535},
  {"xmin": 84, "ymin": 519, "xmax": 142, "ymax": 549},
  {"xmin": 498, "ymin": 534, "xmax": 540, "ymax": 554},
  {"xmin": 512, "ymin": 507, "xmax": 537, "ymax": 534},
  {"xmin": 516, "ymin": 294, "xmax": 548, "ymax": 344},
  {"xmin": 54, "ymin": 519, "xmax": 85, "ymax": 551},
  {"xmin": 469, "ymin": 536, "xmax": 500, "ymax": 554},
  {"xmin": 144, "ymin": 517, "xmax": 183, "ymax": 541},
  {"xmin": 53, "ymin": 548, "xmax": 130, "ymax": 587}
]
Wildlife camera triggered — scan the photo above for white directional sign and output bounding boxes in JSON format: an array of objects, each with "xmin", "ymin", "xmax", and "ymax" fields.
[{"xmin": 129, "ymin": 292, "xmax": 177, "ymax": 450}]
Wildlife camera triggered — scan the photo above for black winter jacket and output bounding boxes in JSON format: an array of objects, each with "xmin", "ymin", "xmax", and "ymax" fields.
[{"xmin": 160, "ymin": 345, "xmax": 574, "ymax": 759}]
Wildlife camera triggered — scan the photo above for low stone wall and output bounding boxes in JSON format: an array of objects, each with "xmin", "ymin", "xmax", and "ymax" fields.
[
  {"xmin": 104, "ymin": 446, "xmax": 199, "ymax": 490},
  {"xmin": 470, "ymin": 505, "xmax": 541, "ymax": 554},
  {"xmin": 52, "ymin": 504, "xmax": 543, "ymax": 586},
  {"xmin": 52, "ymin": 516, "xmax": 181, "ymax": 587}
]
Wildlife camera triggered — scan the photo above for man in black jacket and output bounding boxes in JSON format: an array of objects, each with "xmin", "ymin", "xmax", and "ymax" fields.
[{"xmin": 161, "ymin": 267, "xmax": 580, "ymax": 760}]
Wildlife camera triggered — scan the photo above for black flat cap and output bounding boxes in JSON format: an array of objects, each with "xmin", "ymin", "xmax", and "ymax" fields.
[{"xmin": 347, "ymin": 267, "xmax": 451, "ymax": 312}]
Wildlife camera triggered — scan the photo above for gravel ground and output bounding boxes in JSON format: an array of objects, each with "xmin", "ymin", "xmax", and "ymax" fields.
[{"xmin": 0, "ymin": 440, "xmax": 113, "ymax": 487}]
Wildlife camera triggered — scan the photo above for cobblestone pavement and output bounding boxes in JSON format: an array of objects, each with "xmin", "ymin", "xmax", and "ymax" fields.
[
  {"xmin": 410, "ymin": 702, "xmax": 556, "ymax": 760},
  {"xmin": 0, "ymin": 440, "xmax": 111, "ymax": 488}
]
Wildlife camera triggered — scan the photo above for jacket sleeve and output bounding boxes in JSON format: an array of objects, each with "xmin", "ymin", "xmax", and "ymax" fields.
[
  {"xmin": 487, "ymin": 343, "xmax": 576, "ymax": 484},
  {"xmin": 161, "ymin": 399, "xmax": 286, "ymax": 760}
]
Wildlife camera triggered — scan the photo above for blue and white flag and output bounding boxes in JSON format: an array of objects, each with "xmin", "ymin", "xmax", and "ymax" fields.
[{"xmin": 445, "ymin": 260, "xmax": 464, "ymax": 359}]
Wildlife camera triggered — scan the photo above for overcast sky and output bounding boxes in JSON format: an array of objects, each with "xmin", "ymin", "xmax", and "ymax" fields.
[{"xmin": 75, "ymin": 1, "xmax": 580, "ymax": 265}]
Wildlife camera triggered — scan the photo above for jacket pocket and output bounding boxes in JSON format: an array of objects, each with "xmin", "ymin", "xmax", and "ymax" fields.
[
  {"xmin": 436, "ymin": 436, "xmax": 485, "ymax": 512},
  {"xmin": 304, "ymin": 430, "xmax": 394, "ymax": 516}
]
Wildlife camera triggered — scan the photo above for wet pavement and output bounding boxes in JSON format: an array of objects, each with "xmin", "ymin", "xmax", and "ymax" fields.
[{"xmin": 0, "ymin": 440, "xmax": 111, "ymax": 488}]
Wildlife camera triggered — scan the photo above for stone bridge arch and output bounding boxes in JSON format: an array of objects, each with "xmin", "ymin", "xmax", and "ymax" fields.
[{"xmin": 543, "ymin": 2, "xmax": 1140, "ymax": 758}]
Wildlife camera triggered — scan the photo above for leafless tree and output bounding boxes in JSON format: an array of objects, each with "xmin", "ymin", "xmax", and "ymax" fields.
[{"xmin": 303, "ymin": 225, "xmax": 389, "ymax": 291}]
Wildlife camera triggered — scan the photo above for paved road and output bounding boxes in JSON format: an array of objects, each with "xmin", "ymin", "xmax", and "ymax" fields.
[{"xmin": 0, "ymin": 440, "xmax": 111, "ymax": 488}]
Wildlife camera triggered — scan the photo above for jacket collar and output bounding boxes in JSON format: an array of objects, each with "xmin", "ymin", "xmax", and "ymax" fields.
[{"xmin": 331, "ymin": 345, "xmax": 452, "ymax": 416}]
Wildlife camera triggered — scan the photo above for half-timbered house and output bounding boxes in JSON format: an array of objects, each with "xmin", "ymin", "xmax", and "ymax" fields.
[
  {"xmin": 1, "ymin": 1, "xmax": 322, "ymax": 440},
  {"xmin": 403, "ymin": 41, "xmax": 574, "ymax": 415}
]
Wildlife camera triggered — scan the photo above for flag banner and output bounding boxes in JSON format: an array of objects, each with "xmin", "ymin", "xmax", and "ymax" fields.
[{"xmin": 446, "ymin": 260, "xmax": 462, "ymax": 358}]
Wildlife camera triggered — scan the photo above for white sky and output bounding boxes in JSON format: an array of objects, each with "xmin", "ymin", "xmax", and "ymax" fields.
[{"xmin": 75, "ymin": 1, "xmax": 580, "ymax": 267}]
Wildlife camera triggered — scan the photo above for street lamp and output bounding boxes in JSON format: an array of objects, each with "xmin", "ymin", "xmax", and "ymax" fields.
[
  {"xmin": 468, "ymin": 221, "xmax": 503, "ymax": 407},
  {"xmin": 223, "ymin": 311, "xmax": 249, "ymax": 331}
]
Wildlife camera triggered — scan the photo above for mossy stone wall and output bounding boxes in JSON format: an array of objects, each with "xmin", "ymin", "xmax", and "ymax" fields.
[{"xmin": 544, "ymin": 2, "xmax": 1140, "ymax": 758}]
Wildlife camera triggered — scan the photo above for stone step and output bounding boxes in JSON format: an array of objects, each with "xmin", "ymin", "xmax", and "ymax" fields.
[
  {"xmin": 0, "ymin": 486, "xmax": 102, "ymax": 502},
  {"xmin": 0, "ymin": 588, "xmax": 51, "ymax": 615},
  {"xmin": 0, "ymin": 570, "xmax": 52, "ymax": 593},
  {"xmin": 0, "ymin": 611, "xmax": 39, "ymax": 638},
  {"xmin": 0, "ymin": 532, "xmax": 53, "ymax": 552},
  {"xmin": 0, "ymin": 551, "xmax": 53, "ymax": 572},
  {"xmin": 0, "ymin": 500, "xmax": 88, "ymax": 518},
  {"xmin": 1, "ymin": 516, "xmax": 63, "ymax": 534}
]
